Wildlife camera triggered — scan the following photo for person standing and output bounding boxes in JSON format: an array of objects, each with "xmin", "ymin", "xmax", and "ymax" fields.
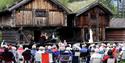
[{"xmin": 2, "ymin": 48, "xmax": 16, "ymax": 63}]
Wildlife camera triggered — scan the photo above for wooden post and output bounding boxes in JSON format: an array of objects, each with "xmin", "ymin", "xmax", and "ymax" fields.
[
  {"xmin": 102, "ymin": 27, "xmax": 105, "ymax": 41},
  {"xmin": 96, "ymin": 8, "xmax": 99, "ymax": 42},
  {"xmin": 81, "ymin": 28, "xmax": 85, "ymax": 41}
]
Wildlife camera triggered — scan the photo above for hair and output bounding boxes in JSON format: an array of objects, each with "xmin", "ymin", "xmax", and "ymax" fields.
[
  {"xmin": 4, "ymin": 48, "xmax": 9, "ymax": 52},
  {"xmin": 107, "ymin": 49, "xmax": 114, "ymax": 58}
]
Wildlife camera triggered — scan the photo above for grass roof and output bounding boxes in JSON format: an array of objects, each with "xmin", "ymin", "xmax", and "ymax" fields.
[
  {"xmin": 59, "ymin": 0, "xmax": 97, "ymax": 13},
  {"xmin": 67, "ymin": 0, "xmax": 96, "ymax": 13},
  {"xmin": 0, "ymin": 0, "xmax": 20, "ymax": 12}
]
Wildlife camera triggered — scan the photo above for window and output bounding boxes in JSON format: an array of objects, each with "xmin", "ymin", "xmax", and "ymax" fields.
[
  {"xmin": 90, "ymin": 14, "xmax": 97, "ymax": 20},
  {"xmin": 35, "ymin": 10, "xmax": 48, "ymax": 17}
]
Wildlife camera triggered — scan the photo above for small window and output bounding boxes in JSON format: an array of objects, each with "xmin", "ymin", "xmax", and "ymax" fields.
[
  {"xmin": 91, "ymin": 14, "xmax": 97, "ymax": 20},
  {"xmin": 35, "ymin": 10, "xmax": 48, "ymax": 17}
]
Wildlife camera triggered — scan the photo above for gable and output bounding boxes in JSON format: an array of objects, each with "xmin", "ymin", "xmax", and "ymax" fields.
[
  {"xmin": 76, "ymin": 2, "xmax": 113, "ymax": 16},
  {"xmin": 59, "ymin": 0, "xmax": 96, "ymax": 13},
  {"xmin": 24, "ymin": 0, "xmax": 59, "ymax": 10},
  {"xmin": 7, "ymin": 0, "xmax": 70, "ymax": 14}
]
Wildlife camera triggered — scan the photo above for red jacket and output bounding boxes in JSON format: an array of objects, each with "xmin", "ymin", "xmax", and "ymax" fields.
[{"xmin": 102, "ymin": 55, "xmax": 116, "ymax": 63}]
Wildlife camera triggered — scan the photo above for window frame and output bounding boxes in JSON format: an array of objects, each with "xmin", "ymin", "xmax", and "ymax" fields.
[{"xmin": 35, "ymin": 9, "xmax": 48, "ymax": 17}]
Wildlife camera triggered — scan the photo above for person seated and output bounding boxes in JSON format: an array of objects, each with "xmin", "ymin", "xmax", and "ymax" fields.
[
  {"xmin": 91, "ymin": 49, "xmax": 102, "ymax": 63},
  {"xmin": 102, "ymin": 49, "xmax": 117, "ymax": 63}
]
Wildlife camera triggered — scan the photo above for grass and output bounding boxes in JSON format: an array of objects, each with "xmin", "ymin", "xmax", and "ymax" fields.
[
  {"xmin": 67, "ymin": 0, "xmax": 96, "ymax": 13},
  {"xmin": 0, "ymin": 0, "xmax": 20, "ymax": 11},
  {"xmin": 59, "ymin": 0, "xmax": 113, "ymax": 14},
  {"xmin": 59, "ymin": 0, "xmax": 97, "ymax": 13}
]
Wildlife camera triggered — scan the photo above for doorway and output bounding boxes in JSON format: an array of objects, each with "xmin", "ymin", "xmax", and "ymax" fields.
[{"xmin": 34, "ymin": 30, "xmax": 41, "ymax": 43}]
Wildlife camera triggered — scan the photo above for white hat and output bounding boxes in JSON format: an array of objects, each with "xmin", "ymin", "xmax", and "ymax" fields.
[
  {"xmin": 24, "ymin": 47, "xmax": 29, "ymax": 50},
  {"xmin": 66, "ymin": 47, "xmax": 72, "ymax": 51},
  {"xmin": 19, "ymin": 45, "xmax": 23, "ymax": 48},
  {"xmin": 12, "ymin": 46, "xmax": 17, "ymax": 50},
  {"xmin": 113, "ymin": 44, "xmax": 116, "ymax": 47},
  {"xmin": 48, "ymin": 46, "xmax": 52, "ymax": 49},
  {"xmin": 39, "ymin": 46, "xmax": 45, "ymax": 50},
  {"xmin": 107, "ymin": 43, "xmax": 110, "ymax": 46},
  {"xmin": 1, "ymin": 45, "xmax": 8, "ymax": 48},
  {"xmin": 32, "ymin": 45, "xmax": 36, "ymax": 48},
  {"xmin": 82, "ymin": 44, "xmax": 86, "ymax": 47}
]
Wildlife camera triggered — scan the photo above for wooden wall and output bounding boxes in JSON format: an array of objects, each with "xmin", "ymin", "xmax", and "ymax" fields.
[
  {"xmin": 24, "ymin": 0, "xmax": 58, "ymax": 10},
  {"xmin": 106, "ymin": 29, "xmax": 125, "ymax": 41},
  {"xmin": 0, "ymin": 14, "xmax": 15, "ymax": 27},
  {"xmin": 76, "ymin": 7, "xmax": 108, "ymax": 28},
  {"xmin": 75, "ymin": 7, "xmax": 110, "ymax": 41},
  {"xmin": 0, "ymin": 0, "xmax": 66, "ymax": 27},
  {"xmin": 15, "ymin": 0, "xmax": 66, "ymax": 27}
]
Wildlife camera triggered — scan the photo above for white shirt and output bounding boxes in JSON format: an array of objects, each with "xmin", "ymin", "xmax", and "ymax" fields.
[
  {"xmin": 91, "ymin": 53, "xmax": 102, "ymax": 59},
  {"xmin": 35, "ymin": 50, "xmax": 45, "ymax": 61}
]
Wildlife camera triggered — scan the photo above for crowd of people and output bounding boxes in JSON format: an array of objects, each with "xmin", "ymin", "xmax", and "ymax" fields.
[{"xmin": 0, "ymin": 41, "xmax": 125, "ymax": 63}]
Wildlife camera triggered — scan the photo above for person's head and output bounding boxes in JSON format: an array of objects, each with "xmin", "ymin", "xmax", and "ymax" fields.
[
  {"xmin": 4, "ymin": 48, "xmax": 9, "ymax": 52},
  {"xmin": 39, "ymin": 46, "xmax": 45, "ymax": 51},
  {"xmin": 12, "ymin": 46, "xmax": 17, "ymax": 51},
  {"xmin": 19, "ymin": 45, "xmax": 23, "ymax": 48},
  {"xmin": 66, "ymin": 47, "xmax": 72, "ymax": 51},
  {"xmin": 24, "ymin": 47, "xmax": 29, "ymax": 51},
  {"xmin": 107, "ymin": 49, "xmax": 113, "ymax": 55},
  {"xmin": 32, "ymin": 44, "xmax": 36, "ymax": 49},
  {"xmin": 47, "ymin": 46, "xmax": 52, "ymax": 50},
  {"xmin": 94, "ymin": 48, "xmax": 99, "ymax": 53}
]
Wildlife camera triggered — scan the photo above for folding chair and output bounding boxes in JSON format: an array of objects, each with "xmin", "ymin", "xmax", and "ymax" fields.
[{"xmin": 59, "ymin": 53, "xmax": 72, "ymax": 63}]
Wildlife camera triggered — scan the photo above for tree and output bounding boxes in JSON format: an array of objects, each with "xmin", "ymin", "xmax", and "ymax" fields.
[{"xmin": 100, "ymin": 0, "xmax": 117, "ymax": 13}]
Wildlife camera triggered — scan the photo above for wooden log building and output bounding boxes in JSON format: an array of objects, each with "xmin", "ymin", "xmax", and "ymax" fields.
[
  {"xmin": 106, "ymin": 18, "xmax": 125, "ymax": 41},
  {"xmin": 0, "ymin": 0, "xmax": 71, "ymax": 44},
  {"xmin": 74, "ymin": 2, "xmax": 113, "ymax": 42},
  {"xmin": 0, "ymin": 0, "xmax": 113, "ymax": 44}
]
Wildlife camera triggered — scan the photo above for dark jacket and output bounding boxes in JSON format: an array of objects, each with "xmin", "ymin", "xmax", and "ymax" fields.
[
  {"xmin": 2, "ymin": 48, "xmax": 15, "ymax": 62},
  {"xmin": 22, "ymin": 49, "xmax": 32, "ymax": 60}
]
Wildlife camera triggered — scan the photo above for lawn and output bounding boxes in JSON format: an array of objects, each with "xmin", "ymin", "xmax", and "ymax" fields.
[{"xmin": 0, "ymin": 0, "xmax": 20, "ymax": 11}]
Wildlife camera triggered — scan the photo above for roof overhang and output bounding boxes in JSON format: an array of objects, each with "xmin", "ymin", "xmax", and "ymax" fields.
[
  {"xmin": 76, "ymin": 1, "xmax": 113, "ymax": 16},
  {"xmin": 4, "ymin": 0, "xmax": 71, "ymax": 14},
  {"xmin": 8, "ymin": 0, "xmax": 31, "ymax": 11}
]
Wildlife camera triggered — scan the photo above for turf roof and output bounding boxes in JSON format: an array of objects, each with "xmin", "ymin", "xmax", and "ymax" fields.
[
  {"xmin": 59, "ymin": 0, "xmax": 97, "ymax": 13},
  {"xmin": 67, "ymin": 0, "xmax": 96, "ymax": 13}
]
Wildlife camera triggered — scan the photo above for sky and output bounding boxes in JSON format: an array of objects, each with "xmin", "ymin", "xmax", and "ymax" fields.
[{"xmin": 112, "ymin": 0, "xmax": 117, "ymax": 6}]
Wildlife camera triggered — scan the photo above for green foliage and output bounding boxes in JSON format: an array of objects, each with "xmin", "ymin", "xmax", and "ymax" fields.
[
  {"xmin": 59, "ymin": 0, "xmax": 70, "ymax": 5},
  {"xmin": 67, "ymin": 0, "xmax": 96, "ymax": 13},
  {"xmin": 0, "ymin": 0, "xmax": 20, "ymax": 11},
  {"xmin": 59, "ymin": 0, "xmax": 96, "ymax": 13},
  {"xmin": 99, "ymin": 0, "xmax": 117, "ymax": 14}
]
